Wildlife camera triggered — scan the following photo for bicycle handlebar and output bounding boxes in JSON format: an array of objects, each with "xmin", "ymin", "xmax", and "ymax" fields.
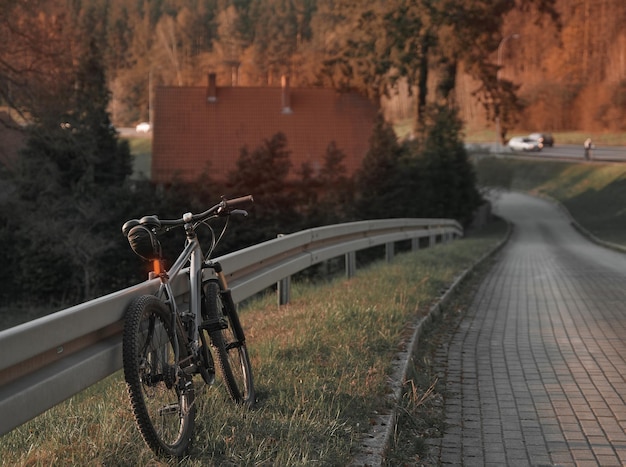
[
  {"xmin": 223, "ymin": 195, "xmax": 254, "ymax": 210},
  {"xmin": 122, "ymin": 195, "xmax": 254, "ymax": 236}
]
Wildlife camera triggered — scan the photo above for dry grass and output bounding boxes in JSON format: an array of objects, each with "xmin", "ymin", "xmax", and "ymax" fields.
[
  {"xmin": 0, "ymin": 220, "xmax": 507, "ymax": 466},
  {"xmin": 384, "ymin": 250, "xmax": 501, "ymax": 465}
]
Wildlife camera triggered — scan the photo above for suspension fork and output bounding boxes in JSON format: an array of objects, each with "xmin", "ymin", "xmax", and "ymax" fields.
[{"xmin": 205, "ymin": 261, "xmax": 247, "ymax": 343}]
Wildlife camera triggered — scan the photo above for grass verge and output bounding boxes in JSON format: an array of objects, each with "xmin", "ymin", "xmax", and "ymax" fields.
[
  {"xmin": 0, "ymin": 219, "xmax": 507, "ymax": 466},
  {"xmin": 383, "ymin": 248, "xmax": 502, "ymax": 465},
  {"xmin": 126, "ymin": 136, "xmax": 152, "ymax": 179},
  {"xmin": 463, "ymin": 128, "xmax": 626, "ymax": 145}
]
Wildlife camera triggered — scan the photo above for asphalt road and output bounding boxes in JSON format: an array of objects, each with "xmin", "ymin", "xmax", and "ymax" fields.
[
  {"xmin": 468, "ymin": 142, "xmax": 626, "ymax": 162},
  {"xmin": 434, "ymin": 191, "xmax": 626, "ymax": 466},
  {"xmin": 525, "ymin": 144, "xmax": 626, "ymax": 162}
]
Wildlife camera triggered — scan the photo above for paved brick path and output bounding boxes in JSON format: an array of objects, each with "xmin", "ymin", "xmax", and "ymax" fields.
[{"xmin": 434, "ymin": 191, "xmax": 626, "ymax": 466}]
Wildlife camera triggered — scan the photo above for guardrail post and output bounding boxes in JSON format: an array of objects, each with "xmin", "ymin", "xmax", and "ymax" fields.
[
  {"xmin": 345, "ymin": 251, "xmax": 356, "ymax": 278},
  {"xmin": 411, "ymin": 237, "xmax": 419, "ymax": 251},
  {"xmin": 278, "ymin": 276, "xmax": 291, "ymax": 306},
  {"xmin": 429, "ymin": 233, "xmax": 436, "ymax": 247},
  {"xmin": 276, "ymin": 234, "xmax": 291, "ymax": 305},
  {"xmin": 385, "ymin": 242, "xmax": 394, "ymax": 262}
]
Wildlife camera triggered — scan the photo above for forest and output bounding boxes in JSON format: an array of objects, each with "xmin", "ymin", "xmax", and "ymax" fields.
[
  {"xmin": 2, "ymin": 0, "xmax": 624, "ymax": 134},
  {"xmin": 0, "ymin": 0, "xmax": 624, "ymax": 309}
]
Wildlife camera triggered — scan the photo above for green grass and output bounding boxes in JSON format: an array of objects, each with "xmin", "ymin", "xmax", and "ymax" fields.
[
  {"xmin": 464, "ymin": 128, "xmax": 626, "ymax": 145},
  {"xmin": 422, "ymin": 121, "xmax": 626, "ymax": 146},
  {"xmin": 126, "ymin": 136, "xmax": 152, "ymax": 179},
  {"xmin": 393, "ymin": 119, "xmax": 414, "ymax": 140},
  {"xmin": 475, "ymin": 156, "xmax": 626, "ymax": 245},
  {"xmin": 5, "ymin": 145, "xmax": 621, "ymax": 464},
  {"xmin": 392, "ymin": 119, "xmax": 626, "ymax": 146},
  {"xmin": 384, "ymin": 249, "xmax": 499, "ymax": 466},
  {"xmin": 0, "ymin": 220, "xmax": 507, "ymax": 466}
]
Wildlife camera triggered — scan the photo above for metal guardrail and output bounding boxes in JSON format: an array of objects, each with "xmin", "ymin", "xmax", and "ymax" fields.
[{"xmin": 0, "ymin": 218, "xmax": 462, "ymax": 436}]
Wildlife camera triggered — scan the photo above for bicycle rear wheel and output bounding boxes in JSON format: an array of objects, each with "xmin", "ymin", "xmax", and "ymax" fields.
[
  {"xmin": 123, "ymin": 295, "xmax": 195, "ymax": 457},
  {"xmin": 203, "ymin": 280, "xmax": 255, "ymax": 406}
]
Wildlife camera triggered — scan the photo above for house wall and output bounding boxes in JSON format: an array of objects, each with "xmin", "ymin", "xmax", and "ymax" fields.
[{"xmin": 151, "ymin": 79, "xmax": 379, "ymax": 184}]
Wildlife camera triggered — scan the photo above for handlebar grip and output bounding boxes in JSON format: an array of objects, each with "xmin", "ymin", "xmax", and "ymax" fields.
[{"xmin": 225, "ymin": 195, "xmax": 254, "ymax": 209}]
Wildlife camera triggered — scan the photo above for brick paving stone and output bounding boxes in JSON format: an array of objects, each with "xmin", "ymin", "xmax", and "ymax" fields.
[{"xmin": 432, "ymin": 192, "xmax": 626, "ymax": 466}]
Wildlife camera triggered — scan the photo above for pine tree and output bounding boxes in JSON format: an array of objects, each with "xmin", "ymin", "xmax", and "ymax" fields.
[
  {"xmin": 354, "ymin": 113, "xmax": 403, "ymax": 219},
  {"xmin": 226, "ymin": 132, "xmax": 299, "ymax": 247},
  {"xmin": 419, "ymin": 105, "xmax": 482, "ymax": 226},
  {"xmin": 9, "ymin": 5, "xmax": 134, "ymax": 304}
]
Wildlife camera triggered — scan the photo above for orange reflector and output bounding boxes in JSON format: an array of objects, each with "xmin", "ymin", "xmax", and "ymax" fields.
[{"xmin": 153, "ymin": 260, "xmax": 162, "ymax": 275}]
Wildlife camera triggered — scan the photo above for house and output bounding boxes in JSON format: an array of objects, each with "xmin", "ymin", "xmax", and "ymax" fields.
[{"xmin": 151, "ymin": 75, "xmax": 379, "ymax": 184}]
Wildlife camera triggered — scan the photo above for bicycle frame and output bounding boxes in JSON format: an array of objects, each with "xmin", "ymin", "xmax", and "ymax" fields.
[
  {"xmin": 152, "ymin": 229, "xmax": 208, "ymax": 369},
  {"xmin": 121, "ymin": 195, "xmax": 254, "ymax": 457}
]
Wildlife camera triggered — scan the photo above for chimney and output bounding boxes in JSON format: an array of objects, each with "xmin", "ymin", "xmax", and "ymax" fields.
[
  {"xmin": 281, "ymin": 75, "xmax": 292, "ymax": 114},
  {"xmin": 207, "ymin": 73, "xmax": 217, "ymax": 103}
]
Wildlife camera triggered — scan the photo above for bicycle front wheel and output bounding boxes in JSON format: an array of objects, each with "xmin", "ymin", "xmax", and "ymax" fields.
[
  {"xmin": 203, "ymin": 280, "xmax": 255, "ymax": 406},
  {"xmin": 122, "ymin": 295, "xmax": 195, "ymax": 457}
]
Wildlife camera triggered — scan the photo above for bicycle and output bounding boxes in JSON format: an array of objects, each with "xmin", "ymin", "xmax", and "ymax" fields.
[{"xmin": 120, "ymin": 195, "xmax": 255, "ymax": 457}]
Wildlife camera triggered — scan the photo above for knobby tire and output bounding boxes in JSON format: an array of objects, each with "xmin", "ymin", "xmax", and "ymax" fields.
[
  {"xmin": 122, "ymin": 295, "xmax": 195, "ymax": 457},
  {"xmin": 204, "ymin": 280, "xmax": 255, "ymax": 406}
]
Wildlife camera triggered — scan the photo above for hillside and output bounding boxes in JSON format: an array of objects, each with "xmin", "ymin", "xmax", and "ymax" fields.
[
  {"xmin": 0, "ymin": 1, "xmax": 623, "ymax": 138},
  {"xmin": 475, "ymin": 157, "xmax": 626, "ymax": 245},
  {"xmin": 499, "ymin": 0, "xmax": 625, "ymax": 133},
  {"xmin": 390, "ymin": 0, "xmax": 626, "ymax": 133}
]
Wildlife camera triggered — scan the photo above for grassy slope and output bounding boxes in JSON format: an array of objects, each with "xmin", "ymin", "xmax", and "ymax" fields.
[
  {"xmin": 127, "ymin": 137, "xmax": 152, "ymax": 180},
  {"xmin": 7, "ymin": 153, "xmax": 619, "ymax": 464},
  {"xmin": 475, "ymin": 156, "xmax": 626, "ymax": 245},
  {"xmin": 465, "ymin": 130, "xmax": 626, "ymax": 146},
  {"xmin": 392, "ymin": 118, "xmax": 626, "ymax": 146},
  {"xmin": 0, "ymin": 220, "xmax": 507, "ymax": 466}
]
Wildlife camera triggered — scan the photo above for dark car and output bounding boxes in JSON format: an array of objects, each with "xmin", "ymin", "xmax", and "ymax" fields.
[{"xmin": 529, "ymin": 132, "xmax": 554, "ymax": 147}]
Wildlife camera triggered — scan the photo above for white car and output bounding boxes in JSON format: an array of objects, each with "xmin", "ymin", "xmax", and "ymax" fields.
[
  {"xmin": 136, "ymin": 122, "xmax": 151, "ymax": 133},
  {"xmin": 529, "ymin": 132, "xmax": 554, "ymax": 147},
  {"xmin": 507, "ymin": 136, "xmax": 543, "ymax": 152}
]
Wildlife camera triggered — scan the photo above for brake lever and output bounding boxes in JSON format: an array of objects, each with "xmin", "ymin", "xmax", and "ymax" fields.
[{"xmin": 230, "ymin": 209, "xmax": 248, "ymax": 217}]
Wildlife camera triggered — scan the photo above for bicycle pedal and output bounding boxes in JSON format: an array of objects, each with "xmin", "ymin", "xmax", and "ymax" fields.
[
  {"xmin": 200, "ymin": 368, "xmax": 215, "ymax": 385},
  {"xmin": 200, "ymin": 317, "xmax": 228, "ymax": 332},
  {"xmin": 159, "ymin": 403, "xmax": 180, "ymax": 416}
]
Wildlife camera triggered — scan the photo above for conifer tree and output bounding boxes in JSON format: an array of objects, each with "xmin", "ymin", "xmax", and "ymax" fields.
[
  {"xmin": 226, "ymin": 132, "xmax": 298, "ymax": 247},
  {"xmin": 10, "ymin": 5, "xmax": 133, "ymax": 304},
  {"xmin": 353, "ymin": 113, "xmax": 403, "ymax": 219}
]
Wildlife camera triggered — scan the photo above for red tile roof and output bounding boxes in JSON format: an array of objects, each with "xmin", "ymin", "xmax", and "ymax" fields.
[{"xmin": 152, "ymin": 78, "xmax": 378, "ymax": 183}]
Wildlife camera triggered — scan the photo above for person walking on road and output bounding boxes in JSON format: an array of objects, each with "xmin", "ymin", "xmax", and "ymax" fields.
[{"xmin": 584, "ymin": 137, "xmax": 593, "ymax": 160}]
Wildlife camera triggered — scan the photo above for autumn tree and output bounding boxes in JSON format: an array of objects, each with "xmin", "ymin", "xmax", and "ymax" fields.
[
  {"xmin": 313, "ymin": 0, "xmax": 559, "ymax": 138},
  {"xmin": 0, "ymin": 0, "xmax": 72, "ymax": 122},
  {"xmin": 428, "ymin": 0, "xmax": 559, "ymax": 139},
  {"xmin": 6, "ymin": 0, "xmax": 620, "ymax": 132}
]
